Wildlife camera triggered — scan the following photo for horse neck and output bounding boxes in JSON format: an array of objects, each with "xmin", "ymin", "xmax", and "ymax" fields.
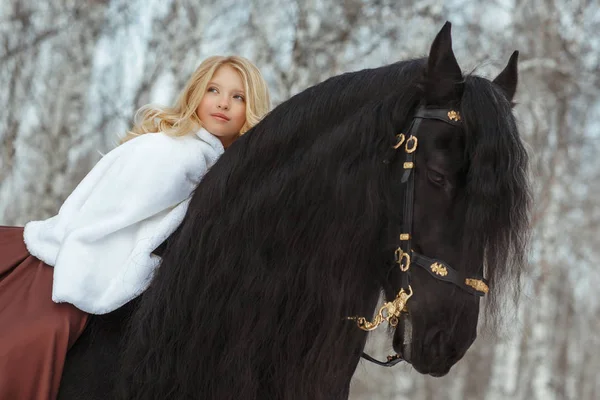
[{"xmin": 189, "ymin": 248, "xmax": 383, "ymax": 399}]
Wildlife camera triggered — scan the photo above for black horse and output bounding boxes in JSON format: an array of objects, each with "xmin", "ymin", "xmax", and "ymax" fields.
[{"xmin": 58, "ymin": 22, "xmax": 531, "ymax": 399}]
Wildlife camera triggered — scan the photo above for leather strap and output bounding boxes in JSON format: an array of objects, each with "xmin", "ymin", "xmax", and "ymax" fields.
[
  {"xmin": 360, "ymin": 106, "xmax": 487, "ymax": 368},
  {"xmin": 411, "ymin": 253, "xmax": 488, "ymax": 297},
  {"xmin": 360, "ymin": 352, "xmax": 404, "ymax": 367}
]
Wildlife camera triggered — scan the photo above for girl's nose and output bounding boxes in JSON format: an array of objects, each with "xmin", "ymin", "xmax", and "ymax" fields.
[{"xmin": 218, "ymin": 97, "xmax": 230, "ymax": 110}]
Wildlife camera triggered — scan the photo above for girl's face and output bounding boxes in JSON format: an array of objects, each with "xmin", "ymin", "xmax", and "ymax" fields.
[{"xmin": 197, "ymin": 64, "xmax": 247, "ymax": 148}]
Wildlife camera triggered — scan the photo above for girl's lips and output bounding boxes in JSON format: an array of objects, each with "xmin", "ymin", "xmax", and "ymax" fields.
[{"xmin": 211, "ymin": 113, "xmax": 230, "ymax": 122}]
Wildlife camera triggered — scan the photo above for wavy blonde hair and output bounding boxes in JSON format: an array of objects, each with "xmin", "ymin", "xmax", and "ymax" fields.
[{"xmin": 121, "ymin": 55, "xmax": 271, "ymax": 144}]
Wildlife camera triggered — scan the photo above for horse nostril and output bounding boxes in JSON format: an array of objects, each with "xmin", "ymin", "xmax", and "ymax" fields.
[
  {"xmin": 427, "ymin": 330, "xmax": 449, "ymax": 361},
  {"xmin": 393, "ymin": 315, "xmax": 414, "ymax": 363}
]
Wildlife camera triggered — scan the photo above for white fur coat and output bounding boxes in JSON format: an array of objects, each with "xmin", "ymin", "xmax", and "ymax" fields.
[{"xmin": 23, "ymin": 129, "xmax": 224, "ymax": 314}]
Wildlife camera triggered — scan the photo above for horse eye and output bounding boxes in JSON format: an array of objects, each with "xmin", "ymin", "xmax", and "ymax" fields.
[{"xmin": 427, "ymin": 170, "xmax": 446, "ymax": 186}]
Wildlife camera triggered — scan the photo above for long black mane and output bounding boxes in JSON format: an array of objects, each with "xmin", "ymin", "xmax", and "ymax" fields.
[
  {"xmin": 460, "ymin": 76, "xmax": 531, "ymax": 326},
  {"xmin": 120, "ymin": 59, "xmax": 425, "ymax": 399},
  {"xmin": 118, "ymin": 56, "xmax": 530, "ymax": 399}
]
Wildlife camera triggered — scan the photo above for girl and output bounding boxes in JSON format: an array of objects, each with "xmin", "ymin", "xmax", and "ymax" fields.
[{"xmin": 0, "ymin": 55, "xmax": 271, "ymax": 399}]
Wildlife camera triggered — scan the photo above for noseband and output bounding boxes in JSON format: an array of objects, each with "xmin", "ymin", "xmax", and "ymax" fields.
[{"xmin": 348, "ymin": 106, "xmax": 489, "ymax": 367}]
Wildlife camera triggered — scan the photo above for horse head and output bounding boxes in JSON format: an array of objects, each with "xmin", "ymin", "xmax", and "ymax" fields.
[{"xmin": 367, "ymin": 23, "xmax": 529, "ymax": 376}]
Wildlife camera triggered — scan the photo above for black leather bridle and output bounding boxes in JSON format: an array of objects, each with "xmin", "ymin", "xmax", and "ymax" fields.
[{"xmin": 350, "ymin": 106, "xmax": 490, "ymax": 367}]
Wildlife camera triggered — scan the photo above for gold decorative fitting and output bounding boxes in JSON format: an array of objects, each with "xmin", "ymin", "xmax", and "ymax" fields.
[
  {"xmin": 403, "ymin": 162, "xmax": 414, "ymax": 169},
  {"xmin": 394, "ymin": 247, "xmax": 403, "ymax": 263},
  {"xmin": 430, "ymin": 262, "xmax": 448, "ymax": 277},
  {"xmin": 465, "ymin": 278, "xmax": 489, "ymax": 294},
  {"xmin": 394, "ymin": 248, "xmax": 411, "ymax": 271},
  {"xmin": 447, "ymin": 110, "xmax": 461, "ymax": 121},
  {"xmin": 347, "ymin": 286, "xmax": 413, "ymax": 331},
  {"xmin": 398, "ymin": 251, "xmax": 411, "ymax": 272},
  {"xmin": 399, "ymin": 233, "xmax": 410, "ymax": 241},
  {"xmin": 405, "ymin": 136, "xmax": 418, "ymax": 153},
  {"xmin": 393, "ymin": 133, "xmax": 406, "ymax": 149}
]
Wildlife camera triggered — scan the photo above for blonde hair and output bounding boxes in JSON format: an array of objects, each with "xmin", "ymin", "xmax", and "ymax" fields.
[{"xmin": 121, "ymin": 55, "xmax": 271, "ymax": 144}]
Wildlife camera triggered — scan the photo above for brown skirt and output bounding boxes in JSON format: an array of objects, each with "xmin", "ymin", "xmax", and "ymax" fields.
[{"xmin": 0, "ymin": 226, "xmax": 88, "ymax": 400}]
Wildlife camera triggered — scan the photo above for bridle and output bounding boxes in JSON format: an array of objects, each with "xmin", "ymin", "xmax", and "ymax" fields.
[
  {"xmin": 349, "ymin": 106, "xmax": 490, "ymax": 366},
  {"xmin": 347, "ymin": 106, "xmax": 490, "ymax": 367}
]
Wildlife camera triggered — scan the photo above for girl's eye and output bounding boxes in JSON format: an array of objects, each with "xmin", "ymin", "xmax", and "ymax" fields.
[
  {"xmin": 208, "ymin": 87, "xmax": 218, "ymax": 93},
  {"xmin": 427, "ymin": 170, "xmax": 446, "ymax": 186},
  {"xmin": 233, "ymin": 94, "xmax": 245, "ymax": 101}
]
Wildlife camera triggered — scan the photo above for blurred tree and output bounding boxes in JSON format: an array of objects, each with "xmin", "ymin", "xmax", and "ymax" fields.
[{"xmin": 1, "ymin": 1, "xmax": 598, "ymax": 398}]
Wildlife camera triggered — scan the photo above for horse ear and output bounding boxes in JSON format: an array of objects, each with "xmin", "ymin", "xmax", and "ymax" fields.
[
  {"xmin": 492, "ymin": 51, "xmax": 519, "ymax": 104},
  {"xmin": 425, "ymin": 21, "xmax": 463, "ymax": 103}
]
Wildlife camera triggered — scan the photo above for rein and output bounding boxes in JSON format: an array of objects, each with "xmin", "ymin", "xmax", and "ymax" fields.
[{"xmin": 347, "ymin": 106, "xmax": 489, "ymax": 367}]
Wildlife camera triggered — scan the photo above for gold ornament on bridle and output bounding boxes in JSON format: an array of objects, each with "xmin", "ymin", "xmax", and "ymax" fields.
[{"xmin": 347, "ymin": 286, "xmax": 413, "ymax": 331}]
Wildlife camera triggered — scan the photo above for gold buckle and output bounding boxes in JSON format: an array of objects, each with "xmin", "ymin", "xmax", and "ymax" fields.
[
  {"xmin": 398, "ymin": 251, "xmax": 411, "ymax": 272},
  {"xmin": 393, "ymin": 133, "xmax": 406, "ymax": 149},
  {"xmin": 405, "ymin": 136, "xmax": 418, "ymax": 153}
]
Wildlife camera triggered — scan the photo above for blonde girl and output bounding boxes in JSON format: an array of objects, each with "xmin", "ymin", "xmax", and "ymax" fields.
[{"xmin": 0, "ymin": 55, "xmax": 271, "ymax": 400}]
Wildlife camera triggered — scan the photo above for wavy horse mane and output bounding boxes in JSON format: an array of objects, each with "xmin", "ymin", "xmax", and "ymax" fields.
[
  {"xmin": 460, "ymin": 76, "xmax": 530, "ymax": 325},
  {"xmin": 119, "ymin": 58, "xmax": 530, "ymax": 399}
]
